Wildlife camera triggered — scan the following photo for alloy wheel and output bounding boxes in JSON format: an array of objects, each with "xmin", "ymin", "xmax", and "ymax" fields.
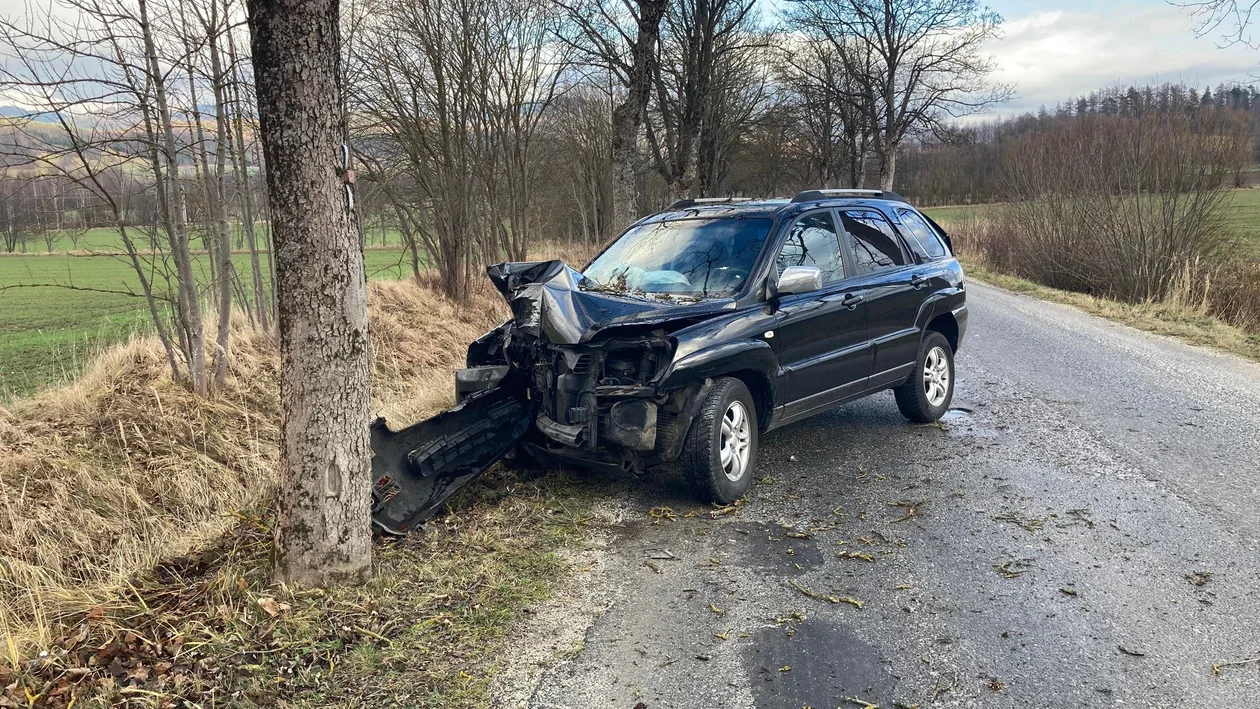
[
  {"xmin": 923, "ymin": 345, "xmax": 950, "ymax": 407},
  {"xmin": 719, "ymin": 400, "xmax": 752, "ymax": 481}
]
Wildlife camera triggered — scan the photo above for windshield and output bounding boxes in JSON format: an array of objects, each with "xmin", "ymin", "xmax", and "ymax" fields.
[{"xmin": 583, "ymin": 217, "xmax": 773, "ymax": 298}]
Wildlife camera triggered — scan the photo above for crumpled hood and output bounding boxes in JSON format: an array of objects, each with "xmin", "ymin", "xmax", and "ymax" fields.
[{"xmin": 486, "ymin": 260, "xmax": 736, "ymax": 345}]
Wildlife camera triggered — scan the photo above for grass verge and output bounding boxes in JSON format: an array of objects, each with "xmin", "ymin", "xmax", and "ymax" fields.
[
  {"xmin": 964, "ymin": 261, "xmax": 1260, "ymax": 363},
  {"xmin": 1, "ymin": 242, "xmax": 606, "ymax": 706},
  {"xmin": 0, "ymin": 469, "xmax": 612, "ymax": 708}
]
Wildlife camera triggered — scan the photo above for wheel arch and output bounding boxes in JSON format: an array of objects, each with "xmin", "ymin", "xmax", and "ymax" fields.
[
  {"xmin": 658, "ymin": 339, "xmax": 777, "ymax": 432},
  {"xmin": 926, "ymin": 311, "xmax": 960, "ymax": 353}
]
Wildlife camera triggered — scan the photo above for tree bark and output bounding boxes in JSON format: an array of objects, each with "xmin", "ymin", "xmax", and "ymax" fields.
[
  {"xmin": 609, "ymin": 0, "xmax": 667, "ymax": 234},
  {"xmin": 249, "ymin": 0, "xmax": 373, "ymax": 586},
  {"xmin": 880, "ymin": 146, "xmax": 897, "ymax": 192}
]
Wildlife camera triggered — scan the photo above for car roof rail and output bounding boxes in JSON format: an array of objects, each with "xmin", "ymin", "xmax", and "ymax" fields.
[
  {"xmin": 667, "ymin": 196, "xmax": 753, "ymax": 210},
  {"xmin": 790, "ymin": 188, "xmax": 907, "ymax": 203}
]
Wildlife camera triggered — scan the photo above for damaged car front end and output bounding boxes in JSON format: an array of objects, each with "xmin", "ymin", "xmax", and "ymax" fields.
[
  {"xmin": 371, "ymin": 260, "xmax": 735, "ymax": 534},
  {"xmin": 371, "ymin": 212, "xmax": 780, "ymax": 534},
  {"xmin": 472, "ymin": 261, "xmax": 729, "ymax": 472}
]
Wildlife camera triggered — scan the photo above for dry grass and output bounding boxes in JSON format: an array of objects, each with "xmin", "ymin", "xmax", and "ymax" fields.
[
  {"xmin": 952, "ymin": 217, "xmax": 1260, "ymax": 362},
  {"xmin": 0, "ymin": 245, "xmax": 603, "ymax": 697},
  {"xmin": 0, "ymin": 319, "xmax": 283, "ymax": 650}
]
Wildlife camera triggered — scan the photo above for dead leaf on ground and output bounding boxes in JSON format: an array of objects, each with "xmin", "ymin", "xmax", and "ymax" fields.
[
  {"xmin": 1212, "ymin": 656, "xmax": 1260, "ymax": 675},
  {"xmin": 1185, "ymin": 571, "xmax": 1212, "ymax": 587},
  {"xmin": 993, "ymin": 511, "xmax": 1044, "ymax": 532},
  {"xmin": 994, "ymin": 558, "xmax": 1034, "ymax": 578},
  {"xmin": 257, "ymin": 596, "xmax": 282, "ymax": 617},
  {"xmin": 889, "ymin": 500, "xmax": 923, "ymax": 523},
  {"xmin": 788, "ymin": 579, "xmax": 864, "ymax": 608},
  {"xmin": 648, "ymin": 507, "xmax": 677, "ymax": 523}
]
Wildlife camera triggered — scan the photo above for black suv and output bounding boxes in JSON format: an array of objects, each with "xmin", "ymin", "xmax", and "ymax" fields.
[{"xmin": 370, "ymin": 189, "xmax": 967, "ymax": 533}]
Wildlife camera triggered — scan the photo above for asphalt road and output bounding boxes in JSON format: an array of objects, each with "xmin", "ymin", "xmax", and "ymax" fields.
[{"xmin": 522, "ymin": 280, "xmax": 1260, "ymax": 709}]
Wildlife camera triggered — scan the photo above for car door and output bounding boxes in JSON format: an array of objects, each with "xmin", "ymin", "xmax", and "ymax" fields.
[
  {"xmin": 769, "ymin": 210, "xmax": 873, "ymax": 418},
  {"xmin": 835, "ymin": 208, "xmax": 922, "ymax": 388}
]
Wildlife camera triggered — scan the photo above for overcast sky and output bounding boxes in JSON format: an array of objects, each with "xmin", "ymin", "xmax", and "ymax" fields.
[
  {"xmin": 756, "ymin": 0, "xmax": 1260, "ymax": 120},
  {"xmin": 1, "ymin": 0, "xmax": 1257, "ymax": 120},
  {"xmin": 978, "ymin": 0, "xmax": 1259, "ymax": 117}
]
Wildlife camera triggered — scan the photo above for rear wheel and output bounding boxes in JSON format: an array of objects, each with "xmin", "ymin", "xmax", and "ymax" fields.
[
  {"xmin": 894, "ymin": 331, "xmax": 955, "ymax": 423},
  {"xmin": 682, "ymin": 378, "xmax": 757, "ymax": 504}
]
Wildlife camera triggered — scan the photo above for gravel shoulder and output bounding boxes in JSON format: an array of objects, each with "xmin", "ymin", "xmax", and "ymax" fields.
[{"xmin": 500, "ymin": 280, "xmax": 1260, "ymax": 708}]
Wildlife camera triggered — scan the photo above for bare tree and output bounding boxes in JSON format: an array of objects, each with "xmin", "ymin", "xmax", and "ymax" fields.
[
  {"xmin": 774, "ymin": 33, "xmax": 874, "ymax": 189},
  {"xmin": 786, "ymin": 0, "xmax": 1010, "ymax": 190},
  {"xmin": 351, "ymin": 0, "xmax": 491, "ymax": 300},
  {"xmin": 0, "ymin": 0, "xmax": 207, "ymax": 385},
  {"xmin": 351, "ymin": 0, "xmax": 564, "ymax": 297},
  {"xmin": 555, "ymin": 0, "xmax": 668, "ymax": 231},
  {"xmin": 250, "ymin": 0, "xmax": 373, "ymax": 585},
  {"xmin": 645, "ymin": 0, "xmax": 758, "ymax": 199},
  {"xmin": 1174, "ymin": 0, "xmax": 1260, "ymax": 47}
]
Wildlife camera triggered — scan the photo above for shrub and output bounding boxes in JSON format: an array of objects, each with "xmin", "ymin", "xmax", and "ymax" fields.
[{"xmin": 996, "ymin": 112, "xmax": 1249, "ymax": 303}]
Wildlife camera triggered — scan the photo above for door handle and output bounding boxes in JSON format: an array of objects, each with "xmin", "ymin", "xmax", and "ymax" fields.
[
  {"xmin": 841, "ymin": 293, "xmax": 865, "ymax": 310},
  {"xmin": 910, "ymin": 273, "xmax": 928, "ymax": 289}
]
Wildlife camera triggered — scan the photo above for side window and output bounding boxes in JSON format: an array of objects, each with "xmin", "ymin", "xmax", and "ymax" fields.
[
  {"xmin": 838, "ymin": 209, "xmax": 907, "ymax": 274},
  {"xmin": 776, "ymin": 211, "xmax": 845, "ymax": 285},
  {"xmin": 896, "ymin": 209, "xmax": 949, "ymax": 260}
]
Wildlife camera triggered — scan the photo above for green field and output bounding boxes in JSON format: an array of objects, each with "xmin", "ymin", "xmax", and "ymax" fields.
[
  {"xmin": 2, "ymin": 223, "xmax": 409, "ymax": 254},
  {"xmin": 923, "ymin": 188, "xmax": 1260, "ymax": 257},
  {"xmin": 0, "ymin": 249, "xmax": 417, "ymax": 398}
]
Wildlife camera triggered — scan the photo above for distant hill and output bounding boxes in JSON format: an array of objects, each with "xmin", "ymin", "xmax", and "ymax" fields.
[{"xmin": 0, "ymin": 105, "xmax": 64, "ymax": 123}]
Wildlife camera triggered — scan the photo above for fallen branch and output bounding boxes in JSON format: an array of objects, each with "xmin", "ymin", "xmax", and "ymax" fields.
[{"xmin": 1213, "ymin": 656, "xmax": 1260, "ymax": 675}]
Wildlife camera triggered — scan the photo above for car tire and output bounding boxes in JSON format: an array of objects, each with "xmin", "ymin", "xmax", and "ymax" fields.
[
  {"xmin": 894, "ymin": 330, "xmax": 955, "ymax": 423},
  {"xmin": 682, "ymin": 377, "xmax": 758, "ymax": 505}
]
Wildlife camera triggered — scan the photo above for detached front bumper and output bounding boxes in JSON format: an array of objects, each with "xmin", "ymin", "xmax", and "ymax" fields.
[{"xmin": 369, "ymin": 376, "xmax": 529, "ymax": 534}]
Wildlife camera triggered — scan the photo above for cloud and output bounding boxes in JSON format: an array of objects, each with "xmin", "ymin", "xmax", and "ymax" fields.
[{"xmin": 979, "ymin": 3, "xmax": 1259, "ymax": 118}]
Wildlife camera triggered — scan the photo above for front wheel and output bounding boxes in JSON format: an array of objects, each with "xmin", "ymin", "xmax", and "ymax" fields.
[
  {"xmin": 894, "ymin": 331, "xmax": 955, "ymax": 423},
  {"xmin": 682, "ymin": 378, "xmax": 758, "ymax": 504}
]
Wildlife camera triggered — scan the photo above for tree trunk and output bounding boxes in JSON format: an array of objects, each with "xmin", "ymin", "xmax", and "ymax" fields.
[
  {"xmin": 249, "ymin": 0, "xmax": 373, "ymax": 586},
  {"xmin": 205, "ymin": 0, "xmax": 235, "ymax": 389},
  {"xmin": 609, "ymin": 0, "xmax": 667, "ymax": 234},
  {"xmin": 140, "ymin": 0, "xmax": 207, "ymax": 395},
  {"xmin": 880, "ymin": 147, "xmax": 897, "ymax": 192}
]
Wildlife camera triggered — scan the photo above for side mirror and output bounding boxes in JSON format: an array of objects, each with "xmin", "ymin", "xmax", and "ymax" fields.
[{"xmin": 777, "ymin": 265, "xmax": 823, "ymax": 296}]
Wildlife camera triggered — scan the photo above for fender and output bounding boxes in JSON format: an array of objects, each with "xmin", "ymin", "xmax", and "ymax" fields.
[
  {"xmin": 657, "ymin": 338, "xmax": 778, "ymax": 393},
  {"xmin": 913, "ymin": 286, "xmax": 965, "ymax": 332}
]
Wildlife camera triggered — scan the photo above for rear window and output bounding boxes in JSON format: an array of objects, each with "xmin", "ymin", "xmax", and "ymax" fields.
[{"xmin": 897, "ymin": 209, "xmax": 950, "ymax": 260}]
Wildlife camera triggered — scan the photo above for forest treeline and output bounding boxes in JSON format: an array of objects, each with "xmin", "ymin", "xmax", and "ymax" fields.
[{"xmin": 899, "ymin": 81, "xmax": 1260, "ymax": 206}]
